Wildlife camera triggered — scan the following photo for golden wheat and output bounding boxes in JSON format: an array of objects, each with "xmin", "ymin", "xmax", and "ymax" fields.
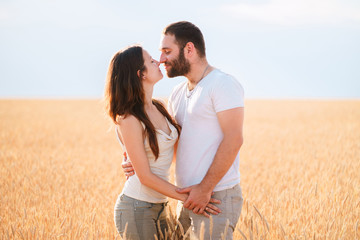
[{"xmin": 1, "ymin": 99, "xmax": 359, "ymax": 239}]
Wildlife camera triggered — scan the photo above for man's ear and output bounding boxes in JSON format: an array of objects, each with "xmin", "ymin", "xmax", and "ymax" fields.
[{"xmin": 184, "ymin": 42, "xmax": 195, "ymax": 57}]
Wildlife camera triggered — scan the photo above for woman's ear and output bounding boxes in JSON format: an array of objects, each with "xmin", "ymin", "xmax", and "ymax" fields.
[{"xmin": 137, "ymin": 70, "xmax": 146, "ymax": 79}]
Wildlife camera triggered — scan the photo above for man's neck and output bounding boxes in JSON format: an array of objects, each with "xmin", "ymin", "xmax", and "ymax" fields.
[{"xmin": 186, "ymin": 60, "xmax": 211, "ymax": 90}]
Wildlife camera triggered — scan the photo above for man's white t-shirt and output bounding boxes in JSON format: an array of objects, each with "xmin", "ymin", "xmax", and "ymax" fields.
[{"xmin": 168, "ymin": 69, "xmax": 244, "ymax": 192}]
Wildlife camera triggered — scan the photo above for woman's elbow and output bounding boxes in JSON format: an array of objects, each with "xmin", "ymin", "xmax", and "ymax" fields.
[{"xmin": 137, "ymin": 173, "xmax": 154, "ymax": 186}]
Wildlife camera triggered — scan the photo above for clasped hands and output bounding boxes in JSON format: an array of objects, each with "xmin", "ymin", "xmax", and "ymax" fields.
[
  {"xmin": 175, "ymin": 184, "xmax": 222, "ymax": 218},
  {"xmin": 122, "ymin": 159, "xmax": 221, "ymax": 218}
]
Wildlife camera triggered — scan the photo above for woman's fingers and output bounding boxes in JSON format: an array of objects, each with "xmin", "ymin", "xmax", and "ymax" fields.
[
  {"xmin": 209, "ymin": 197, "xmax": 221, "ymax": 204},
  {"xmin": 202, "ymin": 211, "xmax": 210, "ymax": 218}
]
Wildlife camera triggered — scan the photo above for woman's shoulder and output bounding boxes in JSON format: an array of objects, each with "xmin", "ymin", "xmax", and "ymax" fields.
[{"xmin": 116, "ymin": 114, "xmax": 143, "ymax": 129}]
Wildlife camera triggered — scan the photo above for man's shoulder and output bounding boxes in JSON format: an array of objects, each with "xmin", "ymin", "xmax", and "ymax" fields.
[
  {"xmin": 169, "ymin": 80, "xmax": 187, "ymax": 101},
  {"xmin": 208, "ymin": 69, "xmax": 242, "ymax": 88},
  {"xmin": 173, "ymin": 80, "xmax": 187, "ymax": 92},
  {"xmin": 212, "ymin": 69, "xmax": 237, "ymax": 80}
]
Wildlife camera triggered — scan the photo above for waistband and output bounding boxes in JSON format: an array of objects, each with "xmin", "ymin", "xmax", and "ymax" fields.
[{"xmin": 121, "ymin": 194, "xmax": 168, "ymax": 207}]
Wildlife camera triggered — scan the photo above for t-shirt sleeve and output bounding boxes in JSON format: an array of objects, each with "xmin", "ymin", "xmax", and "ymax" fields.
[
  {"xmin": 167, "ymin": 89, "xmax": 175, "ymax": 118},
  {"xmin": 211, "ymin": 75, "xmax": 244, "ymax": 113}
]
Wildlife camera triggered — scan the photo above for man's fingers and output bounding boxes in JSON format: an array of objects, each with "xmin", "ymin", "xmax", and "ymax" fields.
[
  {"xmin": 209, "ymin": 197, "xmax": 221, "ymax": 204},
  {"xmin": 122, "ymin": 162, "xmax": 132, "ymax": 168},
  {"xmin": 124, "ymin": 171, "xmax": 134, "ymax": 176},
  {"xmin": 121, "ymin": 152, "xmax": 133, "ymax": 180},
  {"xmin": 124, "ymin": 171, "xmax": 134, "ymax": 177},
  {"xmin": 206, "ymin": 204, "xmax": 221, "ymax": 214},
  {"xmin": 206, "ymin": 207, "xmax": 218, "ymax": 215},
  {"xmin": 124, "ymin": 166, "xmax": 134, "ymax": 172},
  {"xmin": 176, "ymin": 187, "xmax": 192, "ymax": 194}
]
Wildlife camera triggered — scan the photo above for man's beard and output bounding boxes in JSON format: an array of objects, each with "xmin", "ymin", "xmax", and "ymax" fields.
[{"xmin": 166, "ymin": 49, "xmax": 190, "ymax": 78}]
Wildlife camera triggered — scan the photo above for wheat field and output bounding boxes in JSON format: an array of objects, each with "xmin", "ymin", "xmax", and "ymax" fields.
[{"xmin": 0, "ymin": 99, "xmax": 359, "ymax": 240}]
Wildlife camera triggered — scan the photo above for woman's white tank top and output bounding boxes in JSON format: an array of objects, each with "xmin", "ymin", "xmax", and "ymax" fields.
[{"xmin": 116, "ymin": 118, "xmax": 178, "ymax": 203}]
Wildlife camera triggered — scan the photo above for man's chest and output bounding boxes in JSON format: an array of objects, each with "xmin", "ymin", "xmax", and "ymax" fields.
[{"xmin": 172, "ymin": 90, "xmax": 216, "ymax": 126}]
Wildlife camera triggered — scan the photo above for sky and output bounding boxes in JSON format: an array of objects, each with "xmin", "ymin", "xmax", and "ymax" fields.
[{"xmin": 0, "ymin": 0, "xmax": 359, "ymax": 99}]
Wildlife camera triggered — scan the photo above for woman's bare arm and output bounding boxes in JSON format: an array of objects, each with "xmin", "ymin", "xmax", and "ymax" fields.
[{"xmin": 117, "ymin": 115, "xmax": 187, "ymax": 201}]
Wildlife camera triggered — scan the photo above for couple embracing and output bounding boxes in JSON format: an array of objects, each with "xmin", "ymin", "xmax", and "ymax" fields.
[{"xmin": 105, "ymin": 21, "xmax": 244, "ymax": 240}]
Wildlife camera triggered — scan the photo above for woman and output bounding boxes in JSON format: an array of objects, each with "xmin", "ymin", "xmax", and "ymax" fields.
[{"xmin": 105, "ymin": 45, "xmax": 219, "ymax": 240}]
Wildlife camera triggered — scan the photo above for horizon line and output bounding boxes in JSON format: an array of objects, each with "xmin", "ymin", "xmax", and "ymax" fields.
[{"xmin": 1, "ymin": 97, "xmax": 359, "ymax": 101}]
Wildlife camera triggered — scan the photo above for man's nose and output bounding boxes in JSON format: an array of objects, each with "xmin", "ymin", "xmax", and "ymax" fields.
[{"xmin": 159, "ymin": 53, "xmax": 166, "ymax": 63}]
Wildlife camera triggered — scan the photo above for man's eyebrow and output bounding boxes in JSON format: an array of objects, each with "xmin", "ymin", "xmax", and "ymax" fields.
[{"xmin": 160, "ymin": 47, "xmax": 170, "ymax": 51}]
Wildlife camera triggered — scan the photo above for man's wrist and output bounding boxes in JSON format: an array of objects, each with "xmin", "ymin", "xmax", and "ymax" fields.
[{"xmin": 199, "ymin": 181, "xmax": 215, "ymax": 195}]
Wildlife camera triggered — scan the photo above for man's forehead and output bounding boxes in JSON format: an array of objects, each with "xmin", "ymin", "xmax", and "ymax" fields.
[{"xmin": 160, "ymin": 34, "xmax": 177, "ymax": 49}]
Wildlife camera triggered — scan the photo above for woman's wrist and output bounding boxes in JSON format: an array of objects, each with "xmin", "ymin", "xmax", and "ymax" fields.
[{"xmin": 179, "ymin": 193, "xmax": 188, "ymax": 202}]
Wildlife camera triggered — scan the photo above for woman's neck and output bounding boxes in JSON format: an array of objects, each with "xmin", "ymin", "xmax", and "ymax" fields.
[{"xmin": 143, "ymin": 84, "xmax": 155, "ymax": 110}]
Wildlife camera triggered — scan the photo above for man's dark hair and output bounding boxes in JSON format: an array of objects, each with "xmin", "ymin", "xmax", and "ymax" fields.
[{"xmin": 163, "ymin": 21, "xmax": 206, "ymax": 57}]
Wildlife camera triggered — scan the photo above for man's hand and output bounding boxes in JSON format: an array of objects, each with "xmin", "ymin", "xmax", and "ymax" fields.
[
  {"xmin": 202, "ymin": 201, "xmax": 222, "ymax": 217},
  {"xmin": 121, "ymin": 152, "xmax": 135, "ymax": 179},
  {"xmin": 176, "ymin": 184, "xmax": 220, "ymax": 215}
]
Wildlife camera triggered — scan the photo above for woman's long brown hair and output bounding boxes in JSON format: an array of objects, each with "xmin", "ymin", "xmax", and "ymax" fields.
[{"xmin": 105, "ymin": 45, "xmax": 180, "ymax": 159}]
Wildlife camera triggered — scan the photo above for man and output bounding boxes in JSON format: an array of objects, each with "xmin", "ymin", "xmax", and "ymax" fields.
[{"xmin": 123, "ymin": 21, "xmax": 244, "ymax": 239}]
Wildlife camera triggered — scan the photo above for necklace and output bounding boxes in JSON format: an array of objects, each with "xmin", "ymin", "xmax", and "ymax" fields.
[{"xmin": 186, "ymin": 64, "xmax": 210, "ymax": 98}]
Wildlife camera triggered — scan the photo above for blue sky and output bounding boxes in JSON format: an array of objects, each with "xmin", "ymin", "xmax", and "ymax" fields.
[{"xmin": 1, "ymin": 0, "xmax": 359, "ymax": 98}]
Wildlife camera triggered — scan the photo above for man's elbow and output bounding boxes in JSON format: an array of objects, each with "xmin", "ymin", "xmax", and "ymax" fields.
[
  {"xmin": 236, "ymin": 135, "xmax": 243, "ymax": 149},
  {"xmin": 231, "ymin": 130, "xmax": 243, "ymax": 150}
]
